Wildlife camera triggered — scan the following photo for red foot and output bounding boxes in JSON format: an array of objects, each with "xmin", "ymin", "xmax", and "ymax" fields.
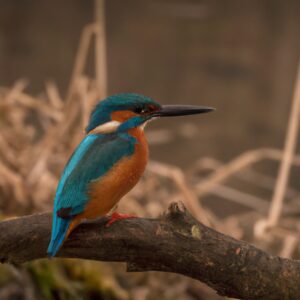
[{"xmin": 105, "ymin": 212, "xmax": 137, "ymax": 227}]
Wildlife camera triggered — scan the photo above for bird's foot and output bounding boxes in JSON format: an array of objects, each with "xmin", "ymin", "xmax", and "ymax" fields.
[{"xmin": 105, "ymin": 212, "xmax": 137, "ymax": 227}]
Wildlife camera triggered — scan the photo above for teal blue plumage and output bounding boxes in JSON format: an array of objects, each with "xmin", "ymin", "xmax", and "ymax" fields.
[
  {"xmin": 47, "ymin": 132, "xmax": 137, "ymax": 257},
  {"xmin": 47, "ymin": 93, "xmax": 214, "ymax": 257},
  {"xmin": 48, "ymin": 93, "xmax": 160, "ymax": 257},
  {"xmin": 86, "ymin": 93, "xmax": 160, "ymax": 132}
]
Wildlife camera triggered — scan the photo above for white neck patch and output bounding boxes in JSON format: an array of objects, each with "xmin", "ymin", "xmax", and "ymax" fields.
[
  {"xmin": 90, "ymin": 120, "xmax": 121, "ymax": 134},
  {"xmin": 139, "ymin": 117, "xmax": 156, "ymax": 130}
]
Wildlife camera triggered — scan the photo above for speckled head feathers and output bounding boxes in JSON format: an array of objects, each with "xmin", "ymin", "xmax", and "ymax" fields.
[{"xmin": 86, "ymin": 93, "xmax": 161, "ymax": 133}]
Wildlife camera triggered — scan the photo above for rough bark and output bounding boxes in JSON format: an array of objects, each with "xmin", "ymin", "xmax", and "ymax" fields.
[{"xmin": 0, "ymin": 202, "xmax": 299, "ymax": 300}]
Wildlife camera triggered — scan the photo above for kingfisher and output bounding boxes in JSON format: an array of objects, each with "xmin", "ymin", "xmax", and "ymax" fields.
[{"xmin": 47, "ymin": 93, "xmax": 214, "ymax": 257}]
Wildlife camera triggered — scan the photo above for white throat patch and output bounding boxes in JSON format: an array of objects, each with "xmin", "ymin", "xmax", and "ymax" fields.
[
  {"xmin": 139, "ymin": 117, "xmax": 156, "ymax": 130},
  {"xmin": 90, "ymin": 121, "xmax": 121, "ymax": 134}
]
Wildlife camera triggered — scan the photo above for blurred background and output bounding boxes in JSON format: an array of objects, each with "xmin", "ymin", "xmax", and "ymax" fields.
[{"xmin": 0, "ymin": 0, "xmax": 300, "ymax": 299}]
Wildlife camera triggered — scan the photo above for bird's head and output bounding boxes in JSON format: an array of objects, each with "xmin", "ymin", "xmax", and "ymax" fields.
[{"xmin": 86, "ymin": 93, "xmax": 214, "ymax": 134}]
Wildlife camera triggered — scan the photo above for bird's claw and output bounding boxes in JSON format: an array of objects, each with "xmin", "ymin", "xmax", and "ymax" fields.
[{"xmin": 105, "ymin": 212, "xmax": 137, "ymax": 227}]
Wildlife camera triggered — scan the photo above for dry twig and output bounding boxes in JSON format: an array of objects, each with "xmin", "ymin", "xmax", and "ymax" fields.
[
  {"xmin": 267, "ymin": 60, "xmax": 300, "ymax": 227},
  {"xmin": 94, "ymin": 0, "xmax": 107, "ymax": 99},
  {"xmin": 148, "ymin": 161, "xmax": 212, "ymax": 226}
]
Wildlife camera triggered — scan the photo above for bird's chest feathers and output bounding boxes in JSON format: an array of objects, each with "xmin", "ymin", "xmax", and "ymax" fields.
[
  {"xmin": 86, "ymin": 128, "xmax": 148, "ymax": 216},
  {"xmin": 99, "ymin": 128, "xmax": 148, "ymax": 190}
]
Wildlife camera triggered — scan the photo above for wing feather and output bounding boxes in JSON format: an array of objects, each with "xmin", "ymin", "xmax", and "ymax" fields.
[
  {"xmin": 48, "ymin": 132, "xmax": 136, "ymax": 257},
  {"xmin": 55, "ymin": 133, "xmax": 136, "ymax": 217}
]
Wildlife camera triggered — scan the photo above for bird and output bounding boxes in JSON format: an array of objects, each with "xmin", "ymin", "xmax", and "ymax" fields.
[{"xmin": 47, "ymin": 93, "xmax": 214, "ymax": 257}]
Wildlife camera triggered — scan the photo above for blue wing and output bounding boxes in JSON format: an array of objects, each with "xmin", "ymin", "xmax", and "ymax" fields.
[{"xmin": 47, "ymin": 132, "xmax": 137, "ymax": 256}]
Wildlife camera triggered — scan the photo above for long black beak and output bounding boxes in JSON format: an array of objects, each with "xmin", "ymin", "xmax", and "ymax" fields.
[{"xmin": 152, "ymin": 105, "xmax": 215, "ymax": 118}]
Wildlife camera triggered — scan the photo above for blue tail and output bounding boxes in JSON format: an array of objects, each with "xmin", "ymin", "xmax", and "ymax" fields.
[{"xmin": 47, "ymin": 217, "xmax": 71, "ymax": 257}]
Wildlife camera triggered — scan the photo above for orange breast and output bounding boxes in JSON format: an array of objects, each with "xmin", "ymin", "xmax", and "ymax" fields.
[{"xmin": 68, "ymin": 128, "xmax": 148, "ymax": 233}]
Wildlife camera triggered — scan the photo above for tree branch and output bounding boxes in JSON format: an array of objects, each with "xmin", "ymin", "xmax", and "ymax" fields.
[{"xmin": 0, "ymin": 202, "xmax": 299, "ymax": 299}]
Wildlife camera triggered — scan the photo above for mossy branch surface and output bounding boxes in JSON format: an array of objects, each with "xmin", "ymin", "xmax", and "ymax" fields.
[{"xmin": 0, "ymin": 203, "xmax": 299, "ymax": 299}]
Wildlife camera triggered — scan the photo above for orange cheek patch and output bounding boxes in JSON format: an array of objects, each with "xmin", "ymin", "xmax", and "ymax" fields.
[{"xmin": 111, "ymin": 110, "xmax": 138, "ymax": 122}]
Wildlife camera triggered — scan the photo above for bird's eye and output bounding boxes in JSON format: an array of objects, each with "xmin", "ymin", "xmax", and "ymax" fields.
[{"xmin": 134, "ymin": 107, "xmax": 147, "ymax": 114}]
